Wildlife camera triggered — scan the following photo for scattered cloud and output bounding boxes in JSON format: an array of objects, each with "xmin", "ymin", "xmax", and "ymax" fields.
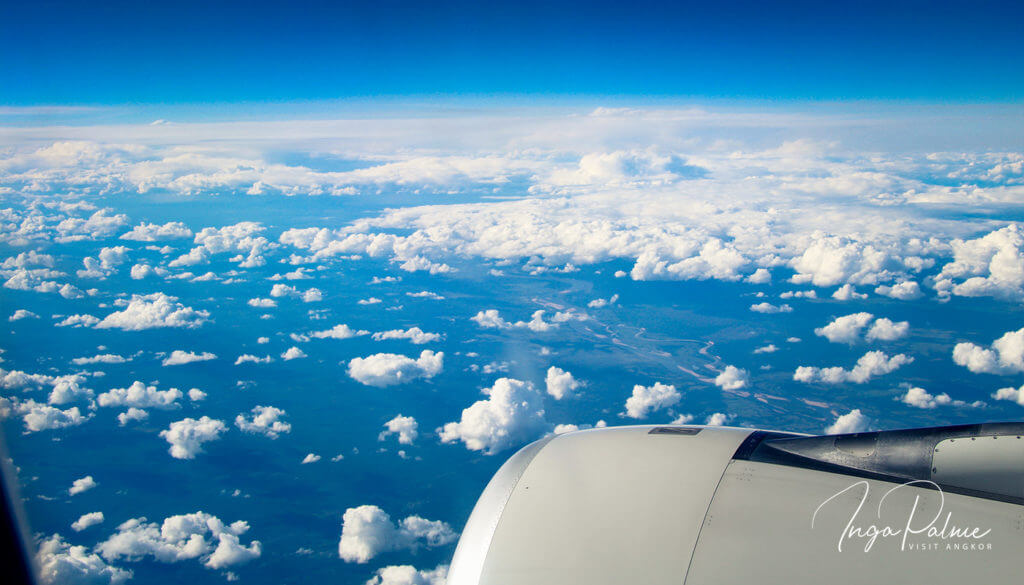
[
  {"xmin": 794, "ymin": 351, "xmax": 913, "ymax": 384},
  {"xmin": 438, "ymin": 378, "xmax": 548, "ymax": 454},
  {"xmin": 159, "ymin": 416, "xmax": 227, "ymax": 459},
  {"xmin": 337, "ymin": 505, "xmax": 456, "ymax": 563},
  {"xmin": 162, "ymin": 350, "xmax": 216, "ymax": 366},
  {"xmin": 347, "ymin": 350, "xmax": 443, "ymax": 387},
  {"xmin": 624, "ymin": 382, "xmax": 680, "ymax": 419}
]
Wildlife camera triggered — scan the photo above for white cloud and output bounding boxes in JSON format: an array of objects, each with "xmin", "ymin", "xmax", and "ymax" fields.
[
  {"xmin": 281, "ymin": 346, "xmax": 307, "ymax": 360},
  {"xmin": 470, "ymin": 309, "xmax": 571, "ymax": 332},
  {"xmin": 875, "ymin": 280, "xmax": 924, "ymax": 300},
  {"xmin": 337, "ymin": 505, "xmax": 456, "ymax": 564},
  {"xmin": 36, "ymin": 534, "xmax": 132, "ymax": 585},
  {"xmin": 117, "ymin": 408, "xmax": 149, "ymax": 426},
  {"xmin": 168, "ymin": 246, "xmax": 211, "ymax": 268},
  {"xmin": 746, "ymin": 268, "xmax": 772, "ymax": 284},
  {"xmin": 753, "ymin": 344, "xmax": 778, "ymax": 354},
  {"xmin": 794, "ymin": 351, "xmax": 913, "ymax": 384},
  {"xmin": 359, "ymin": 297, "xmax": 383, "ymax": 305},
  {"xmin": 438, "ymin": 378, "xmax": 548, "ymax": 454},
  {"xmin": 9, "ymin": 309, "xmax": 38, "ymax": 321},
  {"xmin": 235, "ymin": 354, "xmax": 272, "ymax": 365},
  {"xmin": 56, "ymin": 314, "xmax": 100, "ymax": 328},
  {"xmin": 19, "ymin": 401, "xmax": 91, "ymax": 432},
  {"xmin": 624, "ymin": 382, "xmax": 680, "ymax": 419},
  {"xmin": 71, "ymin": 354, "xmax": 128, "ymax": 366},
  {"xmin": 365, "ymin": 565, "xmax": 448, "ymax": 585},
  {"xmin": 270, "ymin": 283, "xmax": 322, "ymax": 302},
  {"xmin": 372, "ymin": 327, "xmax": 442, "ymax": 345},
  {"xmin": 814, "ymin": 312, "xmax": 874, "ymax": 344},
  {"xmin": 347, "ymin": 350, "xmax": 444, "ymax": 387},
  {"xmin": 406, "ymin": 290, "xmax": 444, "ymax": 300},
  {"xmin": 95, "ymin": 293, "xmax": 209, "ymax": 330},
  {"xmin": 587, "ymin": 294, "xmax": 619, "ymax": 308},
  {"xmin": 379, "ymin": 415, "xmax": 419, "ymax": 445},
  {"xmin": 865, "ymin": 318, "xmax": 910, "ymax": 342},
  {"xmin": 825, "ymin": 409, "xmax": 869, "ymax": 434},
  {"xmin": 159, "ymin": 416, "xmax": 227, "ymax": 459},
  {"xmin": 301, "ymin": 453, "xmax": 321, "ymax": 464},
  {"xmin": 705, "ymin": 412, "xmax": 731, "ymax": 426},
  {"xmin": 714, "ymin": 366, "xmax": 748, "ymax": 391},
  {"xmin": 953, "ymin": 328, "xmax": 1024, "ymax": 374},
  {"xmin": 235, "ymin": 405, "xmax": 291, "ymax": 438},
  {"xmin": 120, "ymin": 221, "xmax": 192, "ymax": 241},
  {"xmin": 749, "ymin": 302, "xmax": 792, "ymax": 314},
  {"xmin": 247, "ymin": 298, "xmax": 277, "ymax": 308},
  {"xmin": 97, "ymin": 511, "xmax": 261, "ymax": 570},
  {"xmin": 72, "ymin": 512, "xmax": 105, "ymax": 532},
  {"xmin": 993, "ymin": 385, "xmax": 1024, "ymax": 406},
  {"xmin": 98, "ymin": 381, "xmax": 182, "ymax": 409},
  {"xmin": 162, "ymin": 350, "xmax": 216, "ymax": 366},
  {"xmin": 936, "ymin": 225, "xmax": 1024, "ymax": 300},
  {"xmin": 898, "ymin": 386, "xmax": 981, "ymax": 409},
  {"xmin": 832, "ymin": 284, "xmax": 867, "ymax": 300},
  {"xmin": 310, "ymin": 324, "xmax": 371, "ymax": 339},
  {"xmin": 545, "ymin": 366, "xmax": 581, "ymax": 400},
  {"xmin": 187, "ymin": 388, "xmax": 207, "ymax": 401},
  {"xmin": 69, "ymin": 475, "xmax": 97, "ymax": 496}
]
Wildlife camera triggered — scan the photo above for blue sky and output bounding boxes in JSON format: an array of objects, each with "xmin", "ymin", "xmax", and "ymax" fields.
[{"xmin": 3, "ymin": 0, "xmax": 1023, "ymax": 104}]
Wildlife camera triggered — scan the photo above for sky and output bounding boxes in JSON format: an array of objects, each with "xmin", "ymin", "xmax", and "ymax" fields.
[
  {"xmin": 3, "ymin": 0, "xmax": 1024, "ymax": 104},
  {"xmin": 2, "ymin": 3, "xmax": 1024, "ymax": 585}
]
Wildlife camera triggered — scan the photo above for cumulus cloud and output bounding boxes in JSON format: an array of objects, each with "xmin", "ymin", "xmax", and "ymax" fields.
[
  {"xmin": 97, "ymin": 511, "xmax": 261, "ymax": 570},
  {"xmin": 270, "ymin": 284, "xmax": 322, "ymax": 302},
  {"xmin": 993, "ymin": 385, "xmax": 1024, "ymax": 406},
  {"xmin": 235, "ymin": 354, "xmax": 272, "ymax": 365},
  {"xmin": 56, "ymin": 314, "xmax": 100, "ymax": 328},
  {"xmin": 753, "ymin": 344, "xmax": 778, "ymax": 354},
  {"xmin": 310, "ymin": 324, "xmax": 371, "ymax": 339},
  {"xmin": 875, "ymin": 280, "xmax": 924, "ymax": 300},
  {"xmin": 162, "ymin": 350, "xmax": 216, "ymax": 366},
  {"xmin": 235, "ymin": 406, "xmax": 291, "ymax": 438},
  {"xmin": 9, "ymin": 309, "xmax": 38, "ymax": 321},
  {"xmin": 337, "ymin": 505, "xmax": 456, "ymax": 564},
  {"xmin": 832, "ymin": 284, "xmax": 867, "ymax": 300},
  {"xmin": 95, "ymin": 293, "xmax": 209, "ymax": 331},
  {"xmin": 952, "ymin": 328, "xmax": 1024, "ymax": 374},
  {"xmin": 120, "ymin": 221, "xmax": 193, "ymax": 241},
  {"xmin": 825, "ymin": 409, "xmax": 869, "ymax": 434},
  {"xmin": 545, "ymin": 366, "xmax": 581, "ymax": 400},
  {"xmin": 159, "ymin": 416, "xmax": 227, "ymax": 459},
  {"xmin": 624, "ymin": 382, "xmax": 680, "ymax": 419},
  {"xmin": 301, "ymin": 453, "xmax": 321, "ymax": 464},
  {"xmin": 365, "ymin": 564, "xmax": 448, "ymax": 585},
  {"xmin": 36, "ymin": 534, "xmax": 132, "ymax": 585},
  {"xmin": 749, "ymin": 302, "xmax": 792, "ymax": 314},
  {"xmin": 347, "ymin": 350, "xmax": 444, "ymax": 387},
  {"xmin": 936, "ymin": 225, "xmax": 1024, "ymax": 300},
  {"xmin": 815, "ymin": 313, "xmax": 909, "ymax": 344},
  {"xmin": 814, "ymin": 312, "xmax": 874, "ymax": 344},
  {"xmin": 98, "ymin": 381, "xmax": 182, "ymax": 409},
  {"xmin": 71, "ymin": 354, "xmax": 128, "ymax": 366},
  {"xmin": 438, "ymin": 378, "xmax": 548, "ymax": 454},
  {"xmin": 117, "ymin": 408, "xmax": 149, "ymax": 426},
  {"xmin": 18, "ymin": 401, "xmax": 91, "ymax": 432},
  {"xmin": 470, "ymin": 309, "xmax": 577, "ymax": 332},
  {"xmin": 281, "ymin": 346, "xmax": 307, "ymax": 360},
  {"xmin": 69, "ymin": 475, "xmax": 97, "ymax": 496},
  {"xmin": 72, "ymin": 512, "xmax": 105, "ymax": 532},
  {"xmin": 379, "ymin": 415, "xmax": 418, "ymax": 445},
  {"xmin": 794, "ymin": 351, "xmax": 913, "ymax": 384},
  {"xmin": 372, "ymin": 327, "xmax": 442, "ymax": 345},
  {"xmin": 899, "ymin": 386, "xmax": 981, "ymax": 409},
  {"xmin": 714, "ymin": 366, "xmax": 748, "ymax": 391},
  {"xmin": 865, "ymin": 318, "xmax": 910, "ymax": 342}
]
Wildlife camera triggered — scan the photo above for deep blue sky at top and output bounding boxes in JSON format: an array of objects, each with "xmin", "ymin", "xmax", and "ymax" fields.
[{"xmin": 1, "ymin": 0, "xmax": 1023, "ymax": 105}]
